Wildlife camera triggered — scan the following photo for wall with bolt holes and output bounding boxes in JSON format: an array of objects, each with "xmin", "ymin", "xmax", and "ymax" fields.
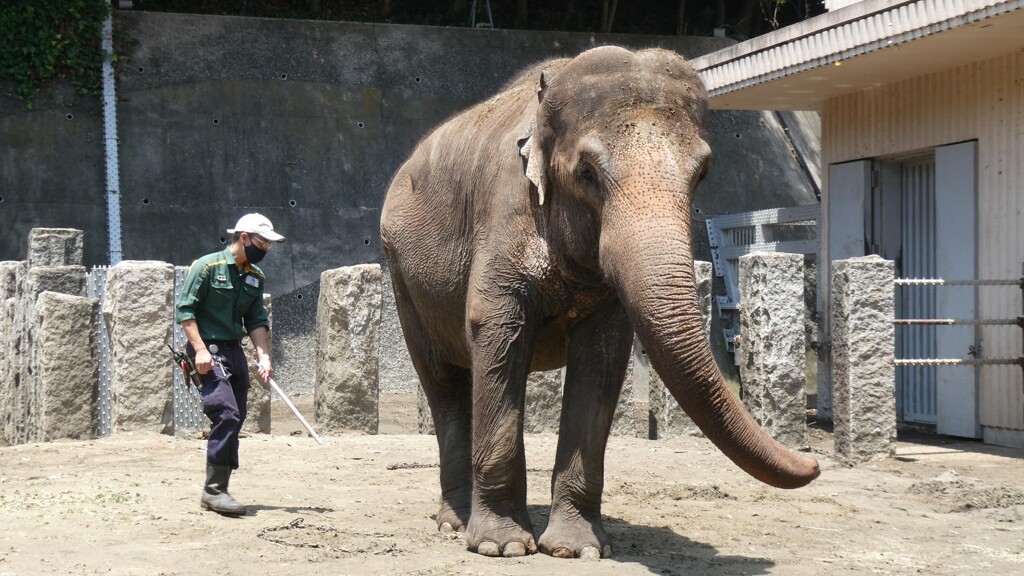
[{"xmin": 0, "ymin": 12, "xmax": 820, "ymax": 396}]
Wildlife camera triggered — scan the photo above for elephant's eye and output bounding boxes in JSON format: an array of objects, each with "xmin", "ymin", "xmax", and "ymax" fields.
[{"xmin": 578, "ymin": 162, "xmax": 600, "ymax": 187}]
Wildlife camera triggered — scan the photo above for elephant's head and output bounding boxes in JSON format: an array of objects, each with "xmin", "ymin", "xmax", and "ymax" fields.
[{"xmin": 519, "ymin": 46, "xmax": 819, "ymax": 489}]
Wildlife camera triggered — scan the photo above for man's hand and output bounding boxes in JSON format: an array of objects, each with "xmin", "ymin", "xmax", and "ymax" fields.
[
  {"xmin": 195, "ymin": 348, "xmax": 213, "ymax": 374},
  {"xmin": 249, "ymin": 357, "xmax": 273, "ymax": 391}
]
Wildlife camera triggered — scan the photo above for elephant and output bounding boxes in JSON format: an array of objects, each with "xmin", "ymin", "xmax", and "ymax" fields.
[{"xmin": 379, "ymin": 45, "xmax": 819, "ymax": 559}]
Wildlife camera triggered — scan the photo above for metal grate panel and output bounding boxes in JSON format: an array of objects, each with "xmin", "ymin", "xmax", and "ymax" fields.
[
  {"xmin": 172, "ymin": 266, "xmax": 206, "ymax": 432},
  {"xmin": 87, "ymin": 267, "xmax": 113, "ymax": 437}
]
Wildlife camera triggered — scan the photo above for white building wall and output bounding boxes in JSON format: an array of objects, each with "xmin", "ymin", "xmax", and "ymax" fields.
[
  {"xmin": 825, "ymin": 0, "xmax": 862, "ymax": 11},
  {"xmin": 821, "ymin": 51, "xmax": 1024, "ymax": 439}
]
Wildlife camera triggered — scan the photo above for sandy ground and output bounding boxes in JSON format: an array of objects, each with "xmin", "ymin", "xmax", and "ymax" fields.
[{"xmin": 1, "ymin": 396, "xmax": 1023, "ymax": 576}]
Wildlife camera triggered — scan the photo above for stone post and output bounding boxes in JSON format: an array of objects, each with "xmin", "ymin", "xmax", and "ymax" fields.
[
  {"xmin": 27, "ymin": 228, "xmax": 83, "ymax": 268},
  {"xmin": 33, "ymin": 292, "xmax": 99, "ymax": 441},
  {"xmin": 2, "ymin": 229, "xmax": 91, "ymax": 445},
  {"xmin": 831, "ymin": 255, "xmax": 896, "ymax": 464},
  {"xmin": 418, "ymin": 361, "xmax": 565, "ymax": 438},
  {"xmin": 104, "ymin": 261, "xmax": 175, "ymax": 433},
  {"xmin": 738, "ymin": 253, "xmax": 807, "ymax": 449},
  {"xmin": 315, "ymin": 264, "xmax": 381, "ymax": 434},
  {"xmin": 0, "ymin": 261, "xmax": 24, "ymax": 446},
  {"xmin": 525, "ymin": 369, "xmax": 565, "ymax": 434},
  {"xmin": 647, "ymin": 260, "xmax": 714, "ymax": 439},
  {"xmin": 17, "ymin": 265, "xmax": 87, "ymax": 443},
  {"xmin": 242, "ymin": 293, "xmax": 273, "ymax": 434},
  {"xmin": 611, "ymin": 354, "xmax": 645, "ymax": 438}
]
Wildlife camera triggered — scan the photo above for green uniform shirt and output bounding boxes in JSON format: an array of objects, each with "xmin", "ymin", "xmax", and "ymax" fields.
[{"xmin": 175, "ymin": 247, "xmax": 269, "ymax": 341}]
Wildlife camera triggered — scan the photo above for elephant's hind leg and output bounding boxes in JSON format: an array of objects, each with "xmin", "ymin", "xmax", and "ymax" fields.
[
  {"xmin": 385, "ymin": 259, "xmax": 473, "ymax": 533},
  {"xmin": 540, "ymin": 303, "xmax": 633, "ymax": 559}
]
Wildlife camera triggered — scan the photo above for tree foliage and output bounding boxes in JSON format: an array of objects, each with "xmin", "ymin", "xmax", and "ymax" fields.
[
  {"xmin": 132, "ymin": 0, "xmax": 825, "ymax": 38},
  {"xmin": 0, "ymin": 0, "xmax": 112, "ymax": 107},
  {"xmin": 0, "ymin": 1, "xmax": 824, "ymax": 106}
]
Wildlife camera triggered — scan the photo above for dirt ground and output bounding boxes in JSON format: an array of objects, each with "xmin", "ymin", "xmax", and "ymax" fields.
[{"xmin": 1, "ymin": 395, "xmax": 1023, "ymax": 576}]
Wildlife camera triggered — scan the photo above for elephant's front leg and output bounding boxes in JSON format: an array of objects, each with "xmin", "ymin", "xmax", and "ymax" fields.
[
  {"xmin": 465, "ymin": 291, "xmax": 538, "ymax": 557},
  {"xmin": 539, "ymin": 303, "xmax": 633, "ymax": 559}
]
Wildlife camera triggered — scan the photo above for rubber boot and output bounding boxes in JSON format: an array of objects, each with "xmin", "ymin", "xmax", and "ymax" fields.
[{"xmin": 200, "ymin": 464, "xmax": 247, "ymax": 516}]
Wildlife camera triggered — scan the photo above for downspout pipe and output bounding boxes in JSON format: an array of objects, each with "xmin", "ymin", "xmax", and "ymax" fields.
[{"xmin": 101, "ymin": 2, "xmax": 123, "ymax": 264}]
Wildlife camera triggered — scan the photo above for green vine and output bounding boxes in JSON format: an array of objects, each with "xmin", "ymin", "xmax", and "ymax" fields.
[{"xmin": 0, "ymin": 0, "xmax": 112, "ymax": 108}]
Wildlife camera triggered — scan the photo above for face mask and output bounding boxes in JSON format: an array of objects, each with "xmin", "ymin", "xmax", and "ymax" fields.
[{"xmin": 244, "ymin": 241, "xmax": 267, "ymax": 264}]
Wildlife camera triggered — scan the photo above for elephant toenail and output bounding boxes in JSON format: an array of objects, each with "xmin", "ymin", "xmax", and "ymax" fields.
[
  {"xmin": 439, "ymin": 522, "xmax": 455, "ymax": 534},
  {"xmin": 477, "ymin": 541, "xmax": 500, "ymax": 556},
  {"xmin": 602, "ymin": 544, "xmax": 612, "ymax": 558},
  {"xmin": 503, "ymin": 542, "xmax": 527, "ymax": 557},
  {"xmin": 552, "ymin": 547, "xmax": 574, "ymax": 559},
  {"xmin": 580, "ymin": 546, "xmax": 601, "ymax": 560}
]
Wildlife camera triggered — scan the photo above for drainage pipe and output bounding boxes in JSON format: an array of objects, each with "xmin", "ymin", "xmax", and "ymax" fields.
[{"xmin": 101, "ymin": 2, "xmax": 123, "ymax": 264}]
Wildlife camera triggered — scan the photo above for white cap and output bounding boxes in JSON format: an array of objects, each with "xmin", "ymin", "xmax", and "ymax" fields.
[{"xmin": 227, "ymin": 213, "xmax": 286, "ymax": 242}]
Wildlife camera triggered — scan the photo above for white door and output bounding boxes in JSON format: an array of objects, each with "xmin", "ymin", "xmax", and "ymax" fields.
[
  {"xmin": 823, "ymin": 160, "xmax": 871, "ymax": 419},
  {"xmin": 934, "ymin": 141, "xmax": 980, "ymax": 438}
]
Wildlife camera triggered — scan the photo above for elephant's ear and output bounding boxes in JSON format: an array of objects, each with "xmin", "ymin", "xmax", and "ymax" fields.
[
  {"xmin": 518, "ymin": 129, "xmax": 546, "ymax": 206},
  {"xmin": 518, "ymin": 71, "xmax": 550, "ymax": 205}
]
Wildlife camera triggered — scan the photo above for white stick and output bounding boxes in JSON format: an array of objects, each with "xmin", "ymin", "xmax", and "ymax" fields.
[{"xmin": 250, "ymin": 361, "xmax": 323, "ymax": 445}]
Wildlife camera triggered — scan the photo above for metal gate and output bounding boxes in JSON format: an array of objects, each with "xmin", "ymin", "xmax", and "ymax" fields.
[{"xmin": 897, "ymin": 158, "xmax": 937, "ymax": 423}]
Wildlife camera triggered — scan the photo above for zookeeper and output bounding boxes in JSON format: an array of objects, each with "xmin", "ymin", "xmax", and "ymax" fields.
[{"xmin": 175, "ymin": 212, "xmax": 285, "ymax": 516}]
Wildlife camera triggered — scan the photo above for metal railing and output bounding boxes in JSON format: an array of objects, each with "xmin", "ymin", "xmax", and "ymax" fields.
[
  {"xmin": 706, "ymin": 204, "xmax": 819, "ymax": 356},
  {"xmin": 893, "ymin": 275, "xmax": 1024, "ymax": 369}
]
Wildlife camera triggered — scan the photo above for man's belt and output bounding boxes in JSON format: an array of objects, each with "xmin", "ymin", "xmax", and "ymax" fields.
[{"xmin": 202, "ymin": 339, "xmax": 241, "ymax": 354}]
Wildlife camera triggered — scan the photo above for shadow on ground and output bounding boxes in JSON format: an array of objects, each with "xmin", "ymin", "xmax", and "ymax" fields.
[{"xmin": 522, "ymin": 505, "xmax": 774, "ymax": 575}]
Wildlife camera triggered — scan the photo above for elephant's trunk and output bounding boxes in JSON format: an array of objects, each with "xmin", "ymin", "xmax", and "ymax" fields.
[{"xmin": 602, "ymin": 211, "xmax": 820, "ymax": 489}]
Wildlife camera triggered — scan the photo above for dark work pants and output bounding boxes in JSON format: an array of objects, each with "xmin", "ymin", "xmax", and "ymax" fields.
[{"xmin": 194, "ymin": 343, "xmax": 249, "ymax": 469}]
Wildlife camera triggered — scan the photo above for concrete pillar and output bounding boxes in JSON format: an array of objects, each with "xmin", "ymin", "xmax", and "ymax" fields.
[
  {"xmin": 242, "ymin": 293, "xmax": 272, "ymax": 434},
  {"xmin": 647, "ymin": 260, "xmax": 714, "ymax": 439},
  {"xmin": 739, "ymin": 253, "xmax": 807, "ymax": 449},
  {"xmin": 315, "ymin": 264, "xmax": 381, "ymax": 434},
  {"xmin": 33, "ymin": 292, "xmax": 99, "ymax": 441},
  {"xmin": 27, "ymin": 228, "xmax": 84, "ymax": 268},
  {"xmin": 831, "ymin": 255, "xmax": 896, "ymax": 464},
  {"xmin": 104, "ymin": 261, "xmax": 175, "ymax": 433}
]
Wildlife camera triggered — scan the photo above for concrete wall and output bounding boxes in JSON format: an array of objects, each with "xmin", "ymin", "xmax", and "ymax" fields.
[
  {"xmin": 1, "ymin": 12, "xmax": 817, "ymax": 290},
  {"xmin": 1, "ymin": 11, "xmax": 820, "ymax": 393}
]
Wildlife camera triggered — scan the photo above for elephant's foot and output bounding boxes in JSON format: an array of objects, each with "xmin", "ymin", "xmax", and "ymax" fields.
[
  {"xmin": 465, "ymin": 509, "xmax": 537, "ymax": 557},
  {"xmin": 538, "ymin": 508, "xmax": 612, "ymax": 560},
  {"xmin": 436, "ymin": 498, "xmax": 470, "ymax": 534}
]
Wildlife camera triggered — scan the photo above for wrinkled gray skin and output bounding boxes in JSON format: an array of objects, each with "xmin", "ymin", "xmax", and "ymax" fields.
[{"xmin": 380, "ymin": 46, "xmax": 819, "ymax": 559}]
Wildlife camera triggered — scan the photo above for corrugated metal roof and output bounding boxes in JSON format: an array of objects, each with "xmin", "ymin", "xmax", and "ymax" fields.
[{"xmin": 691, "ymin": 0, "xmax": 1024, "ymax": 110}]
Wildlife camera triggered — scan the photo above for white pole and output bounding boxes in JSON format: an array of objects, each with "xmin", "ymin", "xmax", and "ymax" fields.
[{"xmin": 250, "ymin": 361, "xmax": 324, "ymax": 445}]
